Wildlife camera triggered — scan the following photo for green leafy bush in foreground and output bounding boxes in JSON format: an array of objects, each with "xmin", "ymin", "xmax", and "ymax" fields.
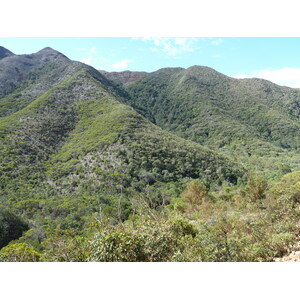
[{"xmin": 0, "ymin": 243, "xmax": 40, "ymax": 262}]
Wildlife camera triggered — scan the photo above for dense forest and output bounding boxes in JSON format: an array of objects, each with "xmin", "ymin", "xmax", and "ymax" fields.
[{"xmin": 0, "ymin": 46, "xmax": 300, "ymax": 261}]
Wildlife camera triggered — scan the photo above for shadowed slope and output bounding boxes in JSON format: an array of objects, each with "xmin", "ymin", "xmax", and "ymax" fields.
[{"xmin": 0, "ymin": 46, "xmax": 15, "ymax": 60}]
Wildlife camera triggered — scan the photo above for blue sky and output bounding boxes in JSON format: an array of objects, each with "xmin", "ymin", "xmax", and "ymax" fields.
[{"xmin": 1, "ymin": 37, "xmax": 300, "ymax": 87}]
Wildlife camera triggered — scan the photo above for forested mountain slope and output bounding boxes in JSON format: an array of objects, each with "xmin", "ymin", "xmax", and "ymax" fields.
[
  {"xmin": 125, "ymin": 66, "xmax": 300, "ymax": 178},
  {"xmin": 0, "ymin": 47, "xmax": 84, "ymax": 117},
  {"xmin": 0, "ymin": 48, "xmax": 244, "ymax": 243},
  {"xmin": 99, "ymin": 70, "xmax": 147, "ymax": 84},
  {"xmin": 1, "ymin": 47, "xmax": 300, "ymax": 262}
]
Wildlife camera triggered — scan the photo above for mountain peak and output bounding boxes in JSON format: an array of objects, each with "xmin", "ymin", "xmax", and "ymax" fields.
[
  {"xmin": 0, "ymin": 46, "xmax": 15, "ymax": 59},
  {"xmin": 187, "ymin": 65, "xmax": 229, "ymax": 77},
  {"xmin": 36, "ymin": 47, "xmax": 69, "ymax": 60},
  {"xmin": 38, "ymin": 47, "xmax": 56, "ymax": 52},
  {"xmin": 182, "ymin": 65, "xmax": 233, "ymax": 86}
]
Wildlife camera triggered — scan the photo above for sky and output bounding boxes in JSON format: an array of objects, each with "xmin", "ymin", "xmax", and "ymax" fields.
[{"xmin": 1, "ymin": 37, "xmax": 300, "ymax": 88}]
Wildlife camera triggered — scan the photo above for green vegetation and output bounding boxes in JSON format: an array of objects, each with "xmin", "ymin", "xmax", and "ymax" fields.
[
  {"xmin": 0, "ymin": 60, "xmax": 82, "ymax": 117},
  {"xmin": 125, "ymin": 66, "xmax": 300, "ymax": 179},
  {"xmin": 1, "ymin": 49, "xmax": 300, "ymax": 262},
  {"xmin": 0, "ymin": 210, "xmax": 28, "ymax": 249},
  {"xmin": 2, "ymin": 175, "xmax": 298, "ymax": 262}
]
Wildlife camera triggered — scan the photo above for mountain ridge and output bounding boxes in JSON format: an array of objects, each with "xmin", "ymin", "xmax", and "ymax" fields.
[
  {"xmin": 124, "ymin": 65, "xmax": 300, "ymax": 178},
  {"xmin": 0, "ymin": 46, "xmax": 14, "ymax": 59},
  {"xmin": 0, "ymin": 47, "xmax": 245, "ymax": 229},
  {"xmin": 99, "ymin": 70, "xmax": 147, "ymax": 84}
]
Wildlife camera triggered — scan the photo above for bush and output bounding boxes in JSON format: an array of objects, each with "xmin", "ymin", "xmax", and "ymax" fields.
[
  {"xmin": 180, "ymin": 180, "xmax": 208, "ymax": 213},
  {"xmin": 41, "ymin": 230, "xmax": 91, "ymax": 262},
  {"xmin": 88, "ymin": 218, "xmax": 198, "ymax": 262},
  {"xmin": 88, "ymin": 229, "xmax": 145, "ymax": 262},
  {"xmin": 0, "ymin": 243, "xmax": 41, "ymax": 262},
  {"xmin": 246, "ymin": 175, "xmax": 269, "ymax": 204}
]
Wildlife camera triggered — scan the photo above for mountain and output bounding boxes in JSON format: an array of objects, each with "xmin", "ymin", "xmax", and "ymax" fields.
[
  {"xmin": 0, "ymin": 47, "xmax": 69, "ymax": 92},
  {"xmin": 99, "ymin": 70, "xmax": 147, "ymax": 84},
  {"xmin": 125, "ymin": 66, "xmax": 300, "ymax": 178},
  {"xmin": 0, "ymin": 47, "xmax": 244, "ymax": 236},
  {"xmin": 1, "ymin": 47, "xmax": 300, "ymax": 262},
  {"xmin": 0, "ymin": 47, "xmax": 79, "ymax": 117},
  {"xmin": 0, "ymin": 46, "xmax": 14, "ymax": 60}
]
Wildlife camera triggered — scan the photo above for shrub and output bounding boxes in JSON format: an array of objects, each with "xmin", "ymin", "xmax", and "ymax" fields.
[
  {"xmin": 88, "ymin": 218, "xmax": 198, "ymax": 262},
  {"xmin": 181, "ymin": 180, "xmax": 208, "ymax": 213},
  {"xmin": 88, "ymin": 229, "xmax": 145, "ymax": 262},
  {"xmin": 246, "ymin": 175, "xmax": 269, "ymax": 204},
  {"xmin": 0, "ymin": 243, "xmax": 41, "ymax": 262},
  {"xmin": 41, "ymin": 230, "xmax": 91, "ymax": 262}
]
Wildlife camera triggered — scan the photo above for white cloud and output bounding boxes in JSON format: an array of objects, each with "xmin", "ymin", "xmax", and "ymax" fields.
[
  {"xmin": 154, "ymin": 39, "xmax": 160, "ymax": 46},
  {"xmin": 80, "ymin": 46, "xmax": 97, "ymax": 66},
  {"xmin": 234, "ymin": 67, "xmax": 300, "ymax": 88},
  {"xmin": 80, "ymin": 46, "xmax": 112, "ymax": 69},
  {"xmin": 112, "ymin": 59, "xmax": 133, "ymax": 70},
  {"xmin": 150, "ymin": 47, "xmax": 158, "ymax": 52},
  {"xmin": 213, "ymin": 54, "xmax": 221, "ymax": 58},
  {"xmin": 98, "ymin": 56, "xmax": 111, "ymax": 63},
  {"xmin": 134, "ymin": 37, "xmax": 198, "ymax": 56},
  {"xmin": 81, "ymin": 56, "xmax": 93, "ymax": 65},
  {"xmin": 211, "ymin": 38, "xmax": 223, "ymax": 46}
]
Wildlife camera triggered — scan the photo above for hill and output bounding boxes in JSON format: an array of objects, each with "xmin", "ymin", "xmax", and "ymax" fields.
[
  {"xmin": 125, "ymin": 66, "xmax": 300, "ymax": 178},
  {"xmin": 0, "ymin": 48, "xmax": 244, "ymax": 239}
]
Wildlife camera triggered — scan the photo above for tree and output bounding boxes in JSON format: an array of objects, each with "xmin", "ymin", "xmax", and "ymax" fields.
[
  {"xmin": 0, "ymin": 210, "xmax": 29, "ymax": 249},
  {"xmin": 0, "ymin": 243, "xmax": 41, "ymax": 262}
]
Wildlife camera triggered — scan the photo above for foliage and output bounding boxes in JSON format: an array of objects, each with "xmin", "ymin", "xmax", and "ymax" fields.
[
  {"xmin": 245, "ymin": 175, "xmax": 269, "ymax": 204},
  {"xmin": 125, "ymin": 66, "xmax": 300, "ymax": 179},
  {"xmin": 88, "ymin": 217, "xmax": 198, "ymax": 262},
  {"xmin": 0, "ymin": 210, "xmax": 29, "ymax": 249},
  {"xmin": 1, "ymin": 49, "xmax": 300, "ymax": 262},
  {"xmin": 41, "ymin": 229, "xmax": 91, "ymax": 262},
  {"xmin": 0, "ymin": 243, "xmax": 41, "ymax": 262},
  {"xmin": 0, "ymin": 171, "xmax": 299, "ymax": 262}
]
